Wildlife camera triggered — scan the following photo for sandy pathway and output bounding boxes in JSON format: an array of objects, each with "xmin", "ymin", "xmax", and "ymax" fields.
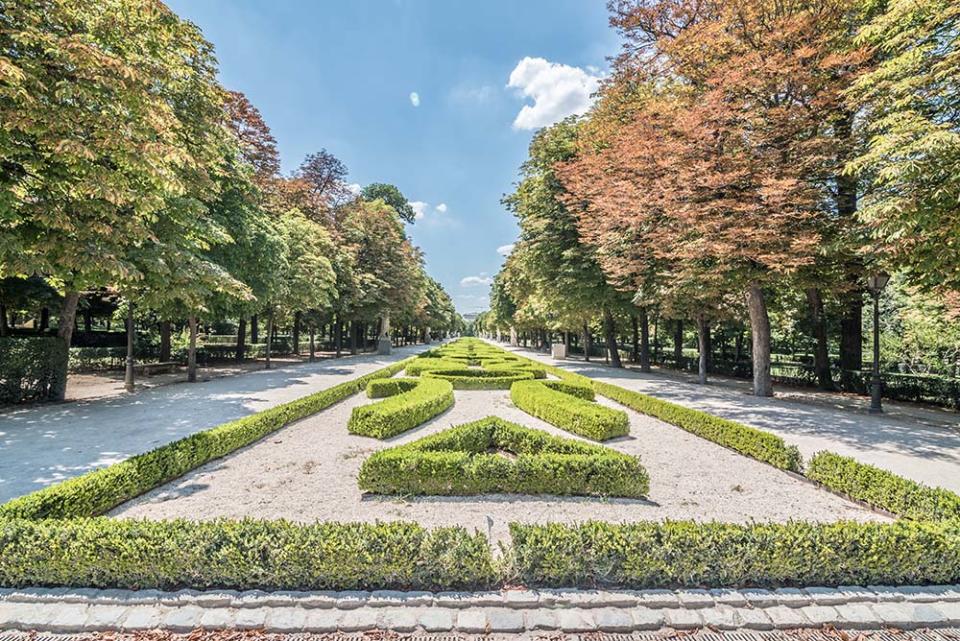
[{"xmin": 112, "ymin": 382, "xmax": 885, "ymax": 543}]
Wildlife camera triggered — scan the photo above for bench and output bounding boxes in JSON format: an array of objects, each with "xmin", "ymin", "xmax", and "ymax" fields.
[{"xmin": 133, "ymin": 361, "xmax": 179, "ymax": 377}]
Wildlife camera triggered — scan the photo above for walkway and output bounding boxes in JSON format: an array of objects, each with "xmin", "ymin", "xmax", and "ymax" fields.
[
  {"xmin": 499, "ymin": 342, "xmax": 960, "ymax": 492},
  {"xmin": 0, "ymin": 344, "xmax": 431, "ymax": 503}
]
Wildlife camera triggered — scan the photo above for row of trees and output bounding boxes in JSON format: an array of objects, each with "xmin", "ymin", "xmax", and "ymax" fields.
[
  {"xmin": 486, "ymin": 0, "xmax": 960, "ymax": 396},
  {"xmin": 0, "ymin": 0, "xmax": 459, "ymax": 398}
]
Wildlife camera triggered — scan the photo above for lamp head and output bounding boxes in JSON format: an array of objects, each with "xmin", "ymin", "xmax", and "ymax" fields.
[{"xmin": 866, "ymin": 271, "xmax": 891, "ymax": 295}]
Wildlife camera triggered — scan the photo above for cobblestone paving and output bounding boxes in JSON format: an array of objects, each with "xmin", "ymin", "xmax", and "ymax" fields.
[{"xmin": 1, "ymin": 586, "xmax": 959, "ymax": 633}]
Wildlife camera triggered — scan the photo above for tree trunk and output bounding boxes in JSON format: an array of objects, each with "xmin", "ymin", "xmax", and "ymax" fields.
[
  {"xmin": 83, "ymin": 308, "xmax": 92, "ymax": 332},
  {"xmin": 124, "ymin": 302, "xmax": 135, "ymax": 392},
  {"xmin": 746, "ymin": 284, "xmax": 773, "ymax": 397},
  {"xmin": 334, "ymin": 316, "xmax": 343, "ymax": 357},
  {"xmin": 696, "ymin": 315, "xmax": 709, "ymax": 384},
  {"xmin": 805, "ymin": 288, "xmax": 834, "ymax": 390},
  {"xmin": 39, "ymin": 307, "xmax": 49, "ymax": 332},
  {"xmin": 631, "ymin": 315, "xmax": 640, "ymax": 363},
  {"xmin": 639, "ymin": 307, "xmax": 651, "ymax": 373},
  {"xmin": 603, "ymin": 307, "xmax": 622, "ymax": 368},
  {"xmin": 52, "ymin": 291, "xmax": 81, "ymax": 401},
  {"xmin": 292, "ymin": 311, "xmax": 301, "ymax": 356},
  {"xmin": 250, "ymin": 314, "xmax": 259, "ymax": 344},
  {"xmin": 187, "ymin": 316, "xmax": 198, "ymax": 382},
  {"xmin": 235, "ymin": 317, "xmax": 246, "ymax": 362},
  {"xmin": 582, "ymin": 323, "xmax": 592, "ymax": 362},
  {"xmin": 265, "ymin": 310, "xmax": 274, "ymax": 369},
  {"xmin": 564, "ymin": 330, "xmax": 571, "ymax": 350},
  {"xmin": 309, "ymin": 326, "xmax": 316, "ymax": 362},
  {"xmin": 158, "ymin": 320, "xmax": 171, "ymax": 362},
  {"xmin": 349, "ymin": 320, "xmax": 358, "ymax": 355},
  {"xmin": 839, "ymin": 290, "xmax": 863, "ymax": 391},
  {"xmin": 0, "ymin": 303, "xmax": 7, "ymax": 337},
  {"xmin": 673, "ymin": 320, "xmax": 684, "ymax": 368}
]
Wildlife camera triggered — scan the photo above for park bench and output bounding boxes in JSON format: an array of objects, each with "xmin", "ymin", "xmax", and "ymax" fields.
[{"xmin": 133, "ymin": 361, "xmax": 179, "ymax": 377}]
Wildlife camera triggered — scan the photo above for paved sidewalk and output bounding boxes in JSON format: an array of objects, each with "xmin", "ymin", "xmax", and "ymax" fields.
[
  {"xmin": 0, "ymin": 344, "xmax": 431, "ymax": 503},
  {"xmin": 1, "ymin": 585, "xmax": 958, "ymax": 633},
  {"xmin": 498, "ymin": 343, "xmax": 960, "ymax": 493}
]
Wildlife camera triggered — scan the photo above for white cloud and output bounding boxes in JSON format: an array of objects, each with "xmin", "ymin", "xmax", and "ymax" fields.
[
  {"xmin": 460, "ymin": 275, "xmax": 493, "ymax": 287},
  {"xmin": 449, "ymin": 84, "xmax": 497, "ymax": 105},
  {"xmin": 435, "ymin": 203, "xmax": 448, "ymax": 214},
  {"xmin": 409, "ymin": 91, "xmax": 421, "ymax": 107},
  {"xmin": 409, "ymin": 201, "xmax": 428, "ymax": 220},
  {"xmin": 346, "ymin": 182, "xmax": 362, "ymax": 196},
  {"xmin": 497, "ymin": 243, "xmax": 515, "ymax": 256},
  {"xmin": 507, "ymin": 57, "xmax": 601, "ymax": 130}
]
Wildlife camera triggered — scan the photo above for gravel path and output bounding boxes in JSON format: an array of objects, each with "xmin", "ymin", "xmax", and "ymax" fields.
[
  {"xmin": 499, "ymin": 342, "xmax": 960, "ymax": 493},
  {"xmin": 0, "ymin": 344, "xmax": 432, "ymax": 503},
  {"xmin": 113, "ymin": 380, "xmax": 885, "ymax": 542}
]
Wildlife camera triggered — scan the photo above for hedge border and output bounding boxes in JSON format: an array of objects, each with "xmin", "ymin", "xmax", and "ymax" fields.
[
  {"xmin": 510, "ymin": 379, "xmax": 629, "ymax": 442},
  {"xmin": 422, "ymin": 368, "xmax": 535, "ymax": 390},
  {"xmin": 0, "ymin": 357, "xmax": 418, "ymax": 520},
  {"xmin": 348, "ymin": 377, "xmax": 454, "ymax": 439},
  {"xmin": 358, "ymin": 416, "xmax": 649, "ymax": 498}
]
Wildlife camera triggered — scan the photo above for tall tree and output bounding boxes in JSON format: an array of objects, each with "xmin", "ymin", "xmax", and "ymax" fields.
[{"xmin": 361, "ymin": 183, "xmax": 416, "ymax": 223}]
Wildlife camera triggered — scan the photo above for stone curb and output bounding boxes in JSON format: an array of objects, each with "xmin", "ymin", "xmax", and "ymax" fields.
[{"xmin": 1, "ymin": 586, "xmax": 959, "ymax": 634}]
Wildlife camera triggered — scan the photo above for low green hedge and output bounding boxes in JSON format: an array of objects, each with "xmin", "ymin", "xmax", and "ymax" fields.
[
  {"xmin": 348, "ymin": 378, "xmax": 454, "ymax": 439},
  {"xmin": 0, "ymin": 337, "xmax": 68, "ymax": 404},
  {"xmin": 509, "ymin": 520, "xmax": 960, "ymax": 589},
  {"xmin": 807, "ymin": 451, "xmax": 960, "ymax": 521},
  {"xmin": 485, "ymin": 361, "xmax": 547, "ymax": 379},
  {"xmin": 423, "ymin": 368, "xmax": 535, "ymax": 390},
  {"xmin": 510, "ymin": 379, "xmax": 629, "ymax": 441},
  {"xmin": 359, "ymin": 417, "xmax": 649, "ymax": 497},
  {"xmin": 366, "ymin": 378, "xmax": 420, "ymax": 398},
  {"xmin": 525, "ymin": 359, "xmax": 801, "ymax": 471},
  {"xmin": 0, "ymin": 518, "xmax": 497, "ymax": 591},
  {"xmin": 405, "ymin": 358, "xmax": 465, "ymax": 376},
  {"xmin": 0, "ymin": 357, "xmax": 416, "ymax": 520}
]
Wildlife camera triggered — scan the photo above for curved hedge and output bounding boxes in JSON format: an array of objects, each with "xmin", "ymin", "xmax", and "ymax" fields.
[
  {"xmin": 0, "ymin": 357, "xmax": 416, "ymax": 520},
  {"xmin": 349, "ymin": 377, "xmax": 454, "ymax": 439},
  {"xmin": 807, "ymin": 451, "xmax": 960, "ymax": 521},
  {"xmin": 405, "ymin": 358, "xmax": 465, "ymax": 376},
  {"xmin": 359, "ymin": 416, "xmax": 649, "ymax": 497},
  {"xmin": 484, "ymin": 361, "xmax": 547, "ymax": 379},
  {"xmin": 423, "ymin": 368, "xmax": 535, "ymax": 390},
  {"xmin": 511, "ymin": 379, "xmax": 629, "ymax": 441}
]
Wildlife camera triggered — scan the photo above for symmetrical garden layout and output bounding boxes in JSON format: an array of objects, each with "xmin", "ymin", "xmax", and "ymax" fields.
[{"xmin": 0, "ymin": 338, "xmax": 957, "ymax": 592}]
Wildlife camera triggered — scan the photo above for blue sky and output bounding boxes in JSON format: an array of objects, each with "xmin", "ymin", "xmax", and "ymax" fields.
[{"xmin": 165, "ymin": 0, "xmax": 620, "ymax": 314}]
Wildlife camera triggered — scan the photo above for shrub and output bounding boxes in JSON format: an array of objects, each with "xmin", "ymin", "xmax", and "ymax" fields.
[
  {"xmin": 0, "ymin": 358, "xmax": 416, "ymax": 520},
  {"xmin": 359, "ymin": 417, "xmax": 648, "ymax": 497},
  {"xmin": 510, "ymin": 379, "xmax": 629, "ymax": 441},
  {"xmin": 0, "ymin": 518, "xmax": 497, "ymax": 591},
  {"xmin": 509, "ymin": 520, "xmax": 960, "ymax": 589},
  {"xmin": 484, "ymin": 361, "xmax": 547, "ymax": 379},
  {"xmin": 423, "ymin": 368, "xmax": 535, "ymax": 390},
  {"xmin": 0, "ymin": 337, "xmax": 68, "ymax": 404},
  {"xmin": 405, "ymin": 358, "xmax": 465, "ymax": 376},
  {"xmin": 348, "ymin": 378, "xmax": 454, "ymax": 439},
  {"xmin": 807, "ymin": 451, "xmax": 960, "ymax": 521},
  {"xmin": 366, "ymin": 378, "xmax": 419, "ymax": 398},
  {"xmin": 524, "ymin": 359, "xmax": 802, "ymax": 471}
]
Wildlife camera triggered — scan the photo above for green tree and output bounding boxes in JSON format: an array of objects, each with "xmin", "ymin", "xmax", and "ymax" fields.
[{"xmin": 361, "ymin": 183, "xmax": 416, "ymax": 223}]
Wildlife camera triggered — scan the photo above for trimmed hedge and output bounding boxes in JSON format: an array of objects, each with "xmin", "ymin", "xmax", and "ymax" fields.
[
  {"xmin": 405, "ymin": 358, "xmax": 465, "ymax": 376},
  {"xmin": 366, "ymin": 378, "xmax": 419, "ymax": 398},
  {"xmin": 358, "ymin": 417, "xmax": 649, "ymax": 497},
  {"xmin": 0, "ymin": 518, "xmax": 497, "ymax": 591},
  {"xmin": 348, "ymin": 378, "xmax": 454, "ymax": 439},
  {"xmin": 0, "ymin": 357, "xmax": 416, "ymax": 520},
  {"xmin": 526, "ymin": 359, "xmax": 802, "ymax": 471},
  {"xmin": 423, "ymin": 368, "xmax": 535, "ymax": 390},
  {"xmin": 509, "ymin": 520, "xmax": 960, "ymax": 589},
  {"xmin": 510, "ymin": 379, "xmax": 629, "ymax": 441},
  {"xmin": 485, "ymin": 361, "xmax": 547, "ymax": 379},
  {"xmin": 0, "ymin": 337, "xmax": 68, "ymax": 404},
  {"xmin": 807, "ymin": 451, "xmax": 960, "ymax": 521}
]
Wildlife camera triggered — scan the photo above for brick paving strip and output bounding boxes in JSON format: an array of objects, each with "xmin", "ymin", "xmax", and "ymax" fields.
[{"xmin": 1, "ymin": 586, "xmax": 959, "ymax": 634}]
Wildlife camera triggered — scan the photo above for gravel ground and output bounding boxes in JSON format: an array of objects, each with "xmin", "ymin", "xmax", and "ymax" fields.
[{"xmin": 111, "ymin": 377, "xmax": 886, "ymax": 542}]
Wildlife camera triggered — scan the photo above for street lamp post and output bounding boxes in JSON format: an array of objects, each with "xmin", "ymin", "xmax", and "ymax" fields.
[{"xmin": 866, "ymin": 272, "xmax": 890, "ymax": 414}]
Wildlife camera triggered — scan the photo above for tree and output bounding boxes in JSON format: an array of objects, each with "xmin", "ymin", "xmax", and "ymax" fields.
[
  {"xmin": 224, "ymin": 90, "xmax": 280, "ymax": 185},
  {"xmin": 847, "ymin": 0, "xmax": 960, "ymax": 294},
  {"xmin": 296, "ymin": 150, "xmax": 352, "ymax": 209},
  {"xmin": 0, "ymin": 0, "xmax": 233, "ymax": 397},
  {"xmin": 361, "ymin": 183, "xmax": 416, "ymax": 223}
]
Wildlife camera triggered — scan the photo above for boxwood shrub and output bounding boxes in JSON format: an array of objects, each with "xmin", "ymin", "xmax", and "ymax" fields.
[
  {"xmin": 366, "ymin": 378, "xmax": 419, "ymax": 398},
  {"xmin": 405, "ymin": 358, "xmax": 465, "ymax": 376},
  {"xmin": 807, "ymin": 451, "xmax": 960, "ymax": 521},
  {"xmin": 0, "ymin": 357, "xmax": 417, "ymax": 520},
  {"xmin": 423, "ymin": 368, "xmax": 535, "ymax": 390},
  {"xmin": 0, "ymin": 518, "xmax": 497, "ymax": 591},
  {"xmin": 348, "ymin": 377, "xmax": 454, "ymax": 439},
  {"xmin": 485, "ymin": 361, "xmax": 547, "ymax": 379},
  {"xmin": 358, "ymin": 416, "xmax": 649, "ymax": 497},
  {"xmin": 524, "ymin": 359, "xmax": 801, "ymax": 471},
  {"xmin": 0, "ymin": 337, "xmax": 68, "ymax": 404},
  {"xmin": 509, "ymin": 519, "xmax": 960, "ymax": 589},
  {"xmin": 510, "ymin": 379, "xmax": 629, "ymax": 441}
]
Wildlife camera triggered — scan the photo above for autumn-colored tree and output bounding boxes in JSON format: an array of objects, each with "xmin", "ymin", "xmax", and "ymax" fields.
[{"xmin": 224, "ymin": 91, "xmax": 281, "ymax": 185}]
